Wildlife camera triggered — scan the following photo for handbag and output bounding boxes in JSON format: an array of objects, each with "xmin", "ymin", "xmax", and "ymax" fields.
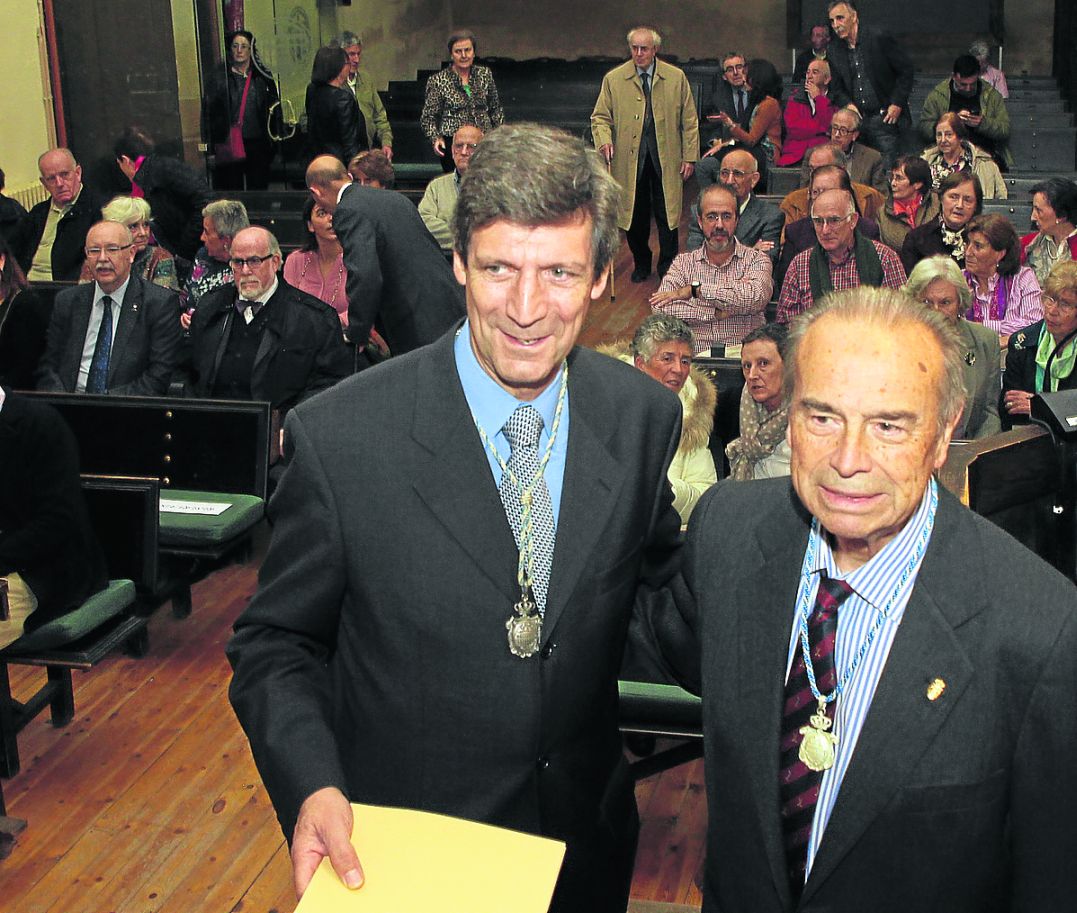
[{"xmin": 215, "ymin": 71, "xmax": 252, "ymax": 163}]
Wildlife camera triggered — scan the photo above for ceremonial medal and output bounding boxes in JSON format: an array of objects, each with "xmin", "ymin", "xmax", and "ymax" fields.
[
  {"xmin": 798, "ymin": 698, "xmax": 839, "ymax": 772},
  {"xmin": 507, "ymin": 588, "xmax": 542, "ymax": 658}
]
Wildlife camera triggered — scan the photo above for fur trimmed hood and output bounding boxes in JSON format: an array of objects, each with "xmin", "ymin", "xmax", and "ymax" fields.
[{"xmin": 595, "ymin": 342, "xmax": 717, "ymax": 455}]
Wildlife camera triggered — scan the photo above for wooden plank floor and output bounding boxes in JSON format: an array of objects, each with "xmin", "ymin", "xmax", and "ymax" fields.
[{"xmin": 0, "ymin": 230, "xmax": 706, "ymax": 913}]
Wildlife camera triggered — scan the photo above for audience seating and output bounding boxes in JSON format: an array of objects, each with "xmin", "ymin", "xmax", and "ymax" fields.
[{"xmin": 618, "ymin": 680, "xmax": 702, "ymax": 780}]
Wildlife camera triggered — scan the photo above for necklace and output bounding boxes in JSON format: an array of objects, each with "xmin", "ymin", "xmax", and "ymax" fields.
[
  {"xmin": 299, "ymin": 250, "xmax": 344, "ymax": 308},
  {"xmin": 472, "ymin": 363, "xmax": 569, "ymax": 657},
  {"xmin": 794, "ymin": 479, "xmax": 938, "ymax": 771}
]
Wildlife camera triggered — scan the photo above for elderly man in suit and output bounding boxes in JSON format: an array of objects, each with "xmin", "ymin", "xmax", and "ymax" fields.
[
  {"xmin": 36, "ymin": 221, "xmax": 181, "ymax": 395},
  {"xmin": 228, "ymin": 124, "xmax": 684, "ymax": 913},
  {"xmin": 659, "ymin": 286, "xmax": 1077, "ymax": 911},
  {"xmin": 695, "ymin": 50, "xmax": 755, "ymax": 184},
  {"xmin": 591, "ymin": 26, "xmax": 698, "ymax": 282},
  {"xmin": 305, "ymin": 154, "xmax": 465, "ymax": 356}
]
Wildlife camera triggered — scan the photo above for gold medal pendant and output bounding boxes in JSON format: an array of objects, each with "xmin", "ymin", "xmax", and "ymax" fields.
[
  {"xmin": 507, "ymin": 589, "xmax": 542, "ymax": 658},
  {"xmin": 798, "ymin": 698, "xmax": 839, "ymax": 772}
]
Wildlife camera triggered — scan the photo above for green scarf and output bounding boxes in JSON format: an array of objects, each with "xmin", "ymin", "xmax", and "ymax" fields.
[
  {"xmin": 808, "ymin": 231, "xmax": 884, "ymax": 305},
  {"xmin": 1034, "ymin": 323, "xmax": 1077, "ymax": 393}
]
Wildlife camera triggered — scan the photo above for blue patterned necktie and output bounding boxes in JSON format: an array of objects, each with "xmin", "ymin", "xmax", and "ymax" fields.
[
  {"xmin": 499, "ymin": 405, "xmax": 556, "ymax": 614},
  {"xmin": 86, "ymin": 296, "xmax": 113, "ymax": 394}
]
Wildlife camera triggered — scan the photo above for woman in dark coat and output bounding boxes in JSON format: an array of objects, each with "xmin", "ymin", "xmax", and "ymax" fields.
[
  {"xmin": 0, "ymin": 236, "xmax": 50, "ymax": 391},
  {"xmin": 305, "ymin": 46, "xmax": 367, "ymax": 166}
]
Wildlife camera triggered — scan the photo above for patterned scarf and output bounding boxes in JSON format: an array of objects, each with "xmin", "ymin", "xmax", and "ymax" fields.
[
  {"xmin": 726, "ymin": 385, "xmax": 790, "ymax": 481},
  {"xmin": 941, "ymin": 224, "xmax": 967, "ymax": 263},
  {"xmin": 808, "ymin": 231, "xmax": 884, "ymax": 304}
]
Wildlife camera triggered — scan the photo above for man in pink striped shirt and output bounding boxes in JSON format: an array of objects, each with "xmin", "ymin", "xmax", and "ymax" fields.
[{"xmin": 650, "ymin": 184, "xmax": 773, "ymax": 353}]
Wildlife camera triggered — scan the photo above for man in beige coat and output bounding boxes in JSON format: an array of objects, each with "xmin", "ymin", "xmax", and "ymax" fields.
[{"xmin": 591, "ymin": 26, "xmax": 699, "ymax": 283}]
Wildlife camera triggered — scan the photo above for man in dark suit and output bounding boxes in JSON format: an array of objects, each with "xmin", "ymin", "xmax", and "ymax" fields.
[
  {"xmin": 697, "ymin": 50, "xmax": 754, "ymax": 164},
  {"xmin": 10, "ymin": 149, "xmax": 103, "ymax": 282},
  {"xmin": 305, "ymin": 154, "xmax": 464, "ymax": 356},
  {"xmin": 0, "ymin": 387, "xmax": 107, "ymax": 649},
  {"xmin": 665, "ymin": 286, "xmax": 1077, "ymax": 911},
  {"xmin": 228, "ymin": 125, "xmax": 683, "ymax": 913},
  {"xmin": 36, "ymin": 221, "xmax": 181, "ymax": 395},
  {"xmin": 825, "ymin": 1, "xmax": 914, "ymax": 169},
  {"xmin": 185, "ymin": 226, "xmax": 351, "ymax": 414}
]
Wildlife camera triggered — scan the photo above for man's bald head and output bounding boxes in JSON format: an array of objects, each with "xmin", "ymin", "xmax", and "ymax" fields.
[
  {"xmin": 719, "ymin": 148, "xmax": 760, "ymax": 203},
  {"xmin": 305, "ymin": 155, "xmax": 351, "ymax": 212},
  {"xmin": 38, "ymin": 148, "xmax": 83, "ymax": 206}
]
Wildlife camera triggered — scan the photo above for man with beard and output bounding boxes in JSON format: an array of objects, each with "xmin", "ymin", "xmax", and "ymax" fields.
[{"xmin": 651, "ymin": 183, "xmax": 773, "ymax": 353}]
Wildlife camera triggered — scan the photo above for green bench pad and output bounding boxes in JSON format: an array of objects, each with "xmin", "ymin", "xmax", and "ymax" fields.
[
  {"xmin": 158, "ymin": 490, "xmax": 265, "ymax": 547},
  {"xmin": 4, "ymin": 579, "xmax": 136, "ymax": 653},
  {"xmin": 618, "ymin": 680, "xmax": 702, "ymax": 729}
]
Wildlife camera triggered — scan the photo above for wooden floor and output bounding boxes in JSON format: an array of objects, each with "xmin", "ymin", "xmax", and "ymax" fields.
[{"xmin": 0, "ymin": 232, "xmax": 706, "ymax": 912}]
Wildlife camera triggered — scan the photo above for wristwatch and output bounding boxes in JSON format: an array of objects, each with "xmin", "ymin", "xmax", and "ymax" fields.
[{"xmin": 690, "ymin": 281, "xmax": 701, "ymax": 299}]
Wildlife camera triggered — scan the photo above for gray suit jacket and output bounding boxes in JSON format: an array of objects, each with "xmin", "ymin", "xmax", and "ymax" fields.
[
  {"xmin": 846, "ymin": 142, "xmax": 888, "ymax": 195},
  {"xmin": 687, "ymin": 193, "xmax": 783, "ymax": 266},
  {"xmin": 36, "ymin": 277, "xmax": 181, "ymax": 396},
  {"xmin": 227, "ymin": 327, "xmax": 683, "ymax": 912},
  {"xmin": 678, "ymin": 478, "xmax": 1077, "ymax": 912},
  {"xmin": 955, "ymin": 318, "xmax": 1001, "ymax": 439}
]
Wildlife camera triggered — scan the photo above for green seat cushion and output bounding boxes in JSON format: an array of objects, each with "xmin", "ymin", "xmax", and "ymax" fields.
[
  {"xmin": 158, "ymin": 490, "xmax": 264, "ymax": 547},
  {"xmin": 618, "ymin": 680, "xmax": 702, "ymax": 730},
  {"xmin": 4, "ymin": 579, "xmax": 135, "ymax": 653}
]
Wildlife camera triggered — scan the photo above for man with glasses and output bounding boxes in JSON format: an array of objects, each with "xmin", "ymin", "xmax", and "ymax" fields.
[
  {"xmin": 335, "ymin": 31, "xmax": 394, "ymax": 160},
  {"xmin": 777, "ymin": 187, "xmax": 905, "ymax": 321},
  {"xmin": 780, "ymin": 143, "xmax": 884, "ymax": 226},
  {"xmin": 652, "ymin": 183, "xmax": 773, "ymax": 352},
  {"xmin": 11, "ymin": 149, "xmax": 103, "ymax": 281},
  {"xmin": 695, "ymin": 51, "xmax": 754, "ymax": 189},
  {"xmin": 37, "ymin": 221, "xmax": 181, "ymax": 395},
  {"xmin": 184, "ymin": 226, "xmax": 350, "ymax": 415},
  {"xmin": 827, "ymin": 108, "xmax": 887, "ymax": 194},
  {"xmin": 418, "ymin": 125, "xmax": 483, "ymax": 251}
]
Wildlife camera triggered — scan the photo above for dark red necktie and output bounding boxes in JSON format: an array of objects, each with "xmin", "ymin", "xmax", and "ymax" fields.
[{"xmin": 778, "ymin": 572, "xmax": 854, "ymax": 897}]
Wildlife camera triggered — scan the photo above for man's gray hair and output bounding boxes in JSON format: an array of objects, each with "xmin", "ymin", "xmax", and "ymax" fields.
[
  {"xmin": 627, "ymin": 26, "xmax": 662, "ymax": 48},
  {"xmin": 810, "ymin": 188, "xmax": 855, "ymax": 218},
  {"xmin": 969, "ymin": 40, "xmax": 990, "ymax": 61},
  {"xmin": 721, "ymin": 50, "xmax": 745, "ymax": 67},
  {"xmin": 905, "ymin": 256, "xmax": 973, "ymax": 312},
  {"xmin": 782, "ymin": 286, "xmax": 967, "ymax": 435},
  {"xmin": 452, "ymin": 123, "xmax": 620, "ymax": 281},
  {"xmin": 631, "ymin": 313, "xmax": 694, "ymax": 360},
  {"xmin": 335, "ymin": 30, "xmax": 362, "ymax": 48},
  {"xmin": 831, "ymin": 107, "xmax": 862, "ymax": 131},
  {"xmin": 202, "ymin": 199, "xmax": 250, "ymax": 239},
  {"xmin": 809, "ymin": 143, "xmax": 849, "ymax": 168}
]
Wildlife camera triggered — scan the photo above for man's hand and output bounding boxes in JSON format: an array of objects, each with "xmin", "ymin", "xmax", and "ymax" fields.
[
  {"xmin": 598, "ymin": 143, "xmax": 613, "ymax": 165},
  {"xmin": 805, "ymin": 79, "xmax": 822, "ymax": 100},
  {"xmin": 701, "ymin": 140, "xmax": 728, "ymax": 159},
  {"xmin": 381, "ymin": 146, "xmax": 394, "ymax": 160},
  {"xmin": 432, "ymin": 138, "xmax": 446, "ymax": 158},
  {"xmin": 680, "ymin": 161, "xmax": 695, "ymax": 181},
  {"xmin": 1004, "ymin": 388, "xmax": 1033, "ymax": 416},
  {"xmin": 882, "ymin": 104, "xmax": 902, "ymax": 125},
  {"xmin": 292, "ymin": 787, "xmax": 364, "ymax": 900},
  {"xmin": 753, "ymin": 239, "xmax": 776, "ymax": 253},
  {"xmin": 958, "ymin": 110, "xmax": 983, "ymax": 128},
  {"xmin": 180, "ymin": 311, "xmax": 193, "ymax": 330},
  {"xmin": 650, "ymin": 286, "xmax": 692, "ymax": 307}
]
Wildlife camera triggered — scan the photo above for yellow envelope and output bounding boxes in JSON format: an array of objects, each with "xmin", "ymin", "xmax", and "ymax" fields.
[{"xmin": 295, "ymin": 803, "xmax": 566, "ymax": 912}]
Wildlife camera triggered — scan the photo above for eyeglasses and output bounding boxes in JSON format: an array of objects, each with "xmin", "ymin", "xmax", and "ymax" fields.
[
  {"xmin": 829, "ymin": 125, "xmax": 855, "ymax": 136},
  {"xmin": 452, "ymin": 142, "xmax": 479, "ymax": 152},
  {"xmin": 701, "ymin": 212, "xmax": 737, "ymax": 224},
  {"xmin": 719, "ymin": 168, "xmax": 750, "ymax": 180},
  {"xmin": 1043, "ymin": 294, "xmax": 1077, "ymax": 313},
  {"xmin": 42, "ymin": 170, "xmax": 76, "ymax": 185},
  {"xmin": 230, "ymin": 254, "xmax": 275, "ymax": 270},
  {"xmin": 85, "ymin": 244, "xmax": 133, "ymax": 257},
  {"xmin": 723, "ymin": 63, "xmax": 746, "ymax": 73},
  {"xmin": 810, "ymin": 214, "xmax": 853, "ymax": 228}
]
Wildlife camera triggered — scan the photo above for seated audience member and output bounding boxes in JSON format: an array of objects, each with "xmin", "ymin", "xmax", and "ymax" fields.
[
  {"xmin": 922, "ymin": 112, "xmax": 1005, "ymax": 199},
  {"xmin": 1022, "ymin": 178, "xmax": 1077, "ymax": 287},
  {"xmin": 0, "ymin": 167, "xmax": 27, "ymax": 244},
  {"xmin": 963, "ymin": 213, "xmax": 1043, "ymax": 346},
  {"xmin": 777, "ymin": 187, "xmax": 906, "ymax": 322},
  {"xmin": 348, "ymin": 150, "xmax": 395, "ymax": 188},
  {"xmin": 696, "ymin": 51, "xmax": 754, "ymax": 184},
  {"xmin": 906, "ymin": 256, "xmax": 1000, "ymax": 438},
  {"xmin": 185, "ymin": 227, "xmax": 351, "ymax": 415},
  {"xmin": 878, "ymin": 154, "xmax": 939, "ymax": 252},
  {"xmin": 780, "ymin": 143, "xmax": 884, "ymax": 225},
  {"xmin": 726, "ymin": 322, "xmax": 790, "ymax": 480},
  {"xmin": 791, "ymin": 24, "xmax": 830, "ymax": 86},
  {"xmin": 777, "ymin": 59, "xmax": 833, "ymax": 167},
  {"xmin": 283, "ymin": 197, "xmax": 348, "ymax": 326},
  {"xmin": 306, "ymin": 46, "xmax": 367, "ymax": 166},
  {"xmin": 776, "ymin": 164, "xmax": 881, "ymax": 287},
  {"xmin": 79, "ymin": 196, "xmax": 178, "ymax": 292},
  {"xmin": 825, "ymin": 108, "xmax": 887, "ymax": 194},
  {"xmin": 114, "ymin": 126, "xmax": 213, "ymax": 262},
  {"xmin": 919, "ymin": 54, "xmax": 1012, "ymax": 170},
  {"xmin": 1003, "ymin": 262, "xmax": 1077, "ymax": 424},
  {"xmin": 0, "ymin": 388, "xmax": 107, "ymax": 650},
  {"xmin": 182, "ymin": 199, "xmax": 250, "ymax": 324},
  {"xmin": 900, "ymin": 171, "xmax": 982, "ymax": 274},
  {"xmin": 652, "ymin": 184, "xmax": 773, "ymax": 353},
  {"xmin": 688, "ymin": 149, "xmax": 782, "ymax": 265},
  {"xmin": 37, "ymin": 221, "xmax": 181, "ymax": 395},
  {"xmin": 0, "ymin": 237, "xmax": 50, "ymax": 390},
  {"xmin": 970, "ymin": 39, "xmax": 1008, "ymax": 98},
  {"xmin": 418, "ymin": 125, "xmax": 483, "ymax": 251},
  {"xmin": 11, "ymin": 148, "xmax": 102, "ymax": 282},
  {"xmin": 601, "ymin": 314, "xmax": 716, "ymax": 523}
]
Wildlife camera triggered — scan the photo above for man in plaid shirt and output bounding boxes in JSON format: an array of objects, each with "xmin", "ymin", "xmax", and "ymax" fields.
[
  {"xmin": 650, "ymin": 184, "xmax": 773, "ymax": 353},
  {"xmin": 777, "ymin": 187, "xmax": 905, "ymax": 322}
]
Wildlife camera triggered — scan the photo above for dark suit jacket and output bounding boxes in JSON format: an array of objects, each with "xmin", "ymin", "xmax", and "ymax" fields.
[
  {"xmin": 0, "ymin": 388, "xmax": 107, "ymax": 628},
  {"xmin": 333, "ymin": 183, "xmax": 465, "ymax": 352},
  {"xmin": 776, "ymin": 217, "xmax": 880, "ymax": 288},
  {"xmin": 827, "ymin": 24, "xmax": 915, "ymax": 117},
  {"xmin": 186, "ymin": 279, "xmax": 352, "ymax": 414},
  {"xmin": 699, "ymin": 77, "xmax": 754, "ymax": 151},
  {"xmin": 1001, "ymin": 319, "xmax": 1077, "ymax": 428},
  {"xmin": 687, "ymin": 193, "xmax": 784, "ymax": 266},
  {"xmin": 36, "ymin": 276, "xmax": 181, "ymax": 396},
  {"xmin": 10, "ymin": 187, "xmax": 103, "ymax": 281},
  {"xmin": 227, "ymin": 328, "xmax": 683, "ymax": 912},
  {"xmin": 0, "ymin": 288, "xmax": 53, "ymax": 391},
  {"xmin": 679, "ymin": 478, "xmax": 1077, "ymax": 913},
  {"xmin": 132, "ymin": 154, "xmax": 212, "ymax": 262}
]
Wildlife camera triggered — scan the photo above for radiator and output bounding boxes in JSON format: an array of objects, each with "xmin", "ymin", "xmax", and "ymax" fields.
[{"xmin": 9, "ymin": 183, "xmax": 49, "ymax": 209}]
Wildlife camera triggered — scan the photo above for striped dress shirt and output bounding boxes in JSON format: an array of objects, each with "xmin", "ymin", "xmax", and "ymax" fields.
[
  {"xmin": 784, "ymin": 480, "xmax": 937, "ymax": 881},
  {"xmin": 653, "ymin": 240, "xmax": 774, "ymax": 352},
  {"xmin": 965, "ymin": 266, "xmax": 1044, "ymax": 338}
]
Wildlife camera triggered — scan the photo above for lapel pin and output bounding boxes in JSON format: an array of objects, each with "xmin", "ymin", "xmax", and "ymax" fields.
[
  {"xmin": 964, "ymin": 351, "xmax": 976, "ymax": 366},
  {"xmin": 926, "ymin": 678, "xmax": 946, "ymax": 701}
]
